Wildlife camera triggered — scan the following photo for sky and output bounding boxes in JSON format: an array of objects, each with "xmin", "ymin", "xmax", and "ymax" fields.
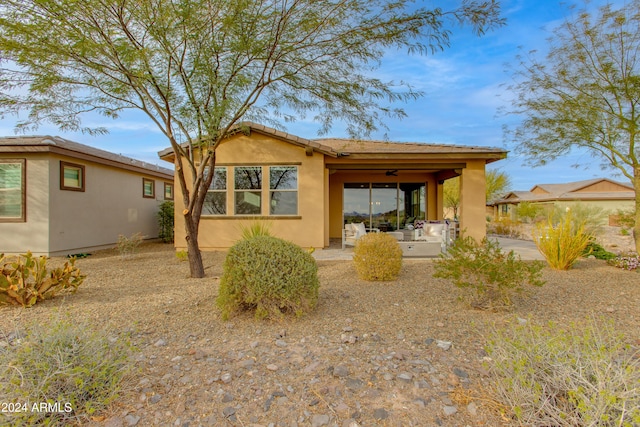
[{"xmin": 0, "ymin": 0, "xmax": 631, "ymax": 191}]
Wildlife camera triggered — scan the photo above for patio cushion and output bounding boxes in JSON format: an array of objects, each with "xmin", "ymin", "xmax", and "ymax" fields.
[
  {"xmin": 354, "ymin": 222, "xmax": 367, "ymax": 238},
  {"xmin": 424, "ymin": 224, "xmax": 445, "ymax": 238}
]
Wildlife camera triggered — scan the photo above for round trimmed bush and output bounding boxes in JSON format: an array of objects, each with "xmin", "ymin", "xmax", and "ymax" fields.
[
  {"xmin": 216, "ymin": 236, "xmax": 319, "ymax": 320},
  {"xmin": 353, "ymin": 232, "xmax": 403, "ymax": 281}
]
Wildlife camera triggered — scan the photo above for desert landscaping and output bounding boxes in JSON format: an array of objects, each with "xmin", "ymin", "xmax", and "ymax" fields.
[{"xmin": 1, "ymin": 226, "xmax": 638, "ymax": 427}]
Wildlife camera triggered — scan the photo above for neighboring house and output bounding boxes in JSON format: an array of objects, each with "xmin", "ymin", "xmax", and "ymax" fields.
[
  {"xmin": 0, "ymin": 136, "xmax": 174, "ymax": 256},
  {"xmin": 490, "ymin": 178, "xmax": 635, "ymax": 221},
  {"xmin": 158, "ymin": 122, "xmax": 507, "ymax": 250}
]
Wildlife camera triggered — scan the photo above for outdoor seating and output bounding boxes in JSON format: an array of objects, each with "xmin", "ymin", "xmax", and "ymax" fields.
[
  {"xmin": 342, "ymin": 222, "xmax": 379, "ymax": 248},
  {"xmin": 342, "ymin": 220, "xmax": 455, "ymax": 255}
]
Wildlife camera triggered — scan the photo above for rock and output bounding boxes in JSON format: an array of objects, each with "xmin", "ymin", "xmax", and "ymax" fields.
[
  {"xmin": 333, "ymin": 365, "xmax": 350, "ymax": 378},
  {"xmin": 436, "ymin": 340, "xmax": 452, "ymax": 350},
  {"xmin": 453, "ymin": 367, "xmax": 469, "ymax": 379},
  {"xmin": 221, "ymin": 393, "xmax": 234, "ymax": 403},
  {"xmin": 311, "ymin": 414, "xmax": 330, "ymax": 427},
  {"xmin": 397, "ymin": 372, "xmax": 413, "ymax": 382},
  {"xmin": 443, "ymin": 405, "xmax": 458, "ymax": 416},
  {"xmin": 149, "ymin": 394, "xmax": 162, "ymax": 404},
  {"xmin": 124, "ymin": 414, "xmax": 141, "ymax": 426},
  {"xmin": 220, "ymin": 373, "xmax": 232, "ymax": 383},
  {"xmin": 373, "ymin": 408, "xmax": 389, "ymax": 420},
  {"xmin": 467, "ymin": 402, "xmax": 478, "ymax": 416},
  {"xmin": 346, "ymin": 378, "xmax": 364, "ymax": 390},
  {"xmin": 154, "ymin": 339, "xmax": 167, "ymax": 347},
  {"xmin": 275, "ymin": 339, "xmax": 287, "ymax": 347},
  {"xmin": 222, "ymin": 406, "xmax": 236, "ymax": 417},
  {"xmin": 266, "ymin": 364, "xmax": 279, "ymax": 371}
]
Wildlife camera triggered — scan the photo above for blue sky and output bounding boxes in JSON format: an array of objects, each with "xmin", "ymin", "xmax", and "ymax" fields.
[{"xmin": 0, "ymin": 0, "xmax": 630, "ymax": 190}]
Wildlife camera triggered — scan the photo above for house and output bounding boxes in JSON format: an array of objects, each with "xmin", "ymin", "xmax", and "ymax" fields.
[
  {"xmin": 0, "ymin": 136, "xmax": 174, "ymax": 256},
  {"xmin": 158, "ymin": 122, "xmax": 507, "ymax": 251},
  {"xmin": 490, "ymin": 178, "xmax": 635, "ymax": 221}
]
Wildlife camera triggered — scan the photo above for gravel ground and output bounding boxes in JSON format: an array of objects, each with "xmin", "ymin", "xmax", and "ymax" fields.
[{"xmin": 2, "ymin": 238, "xmax": 639, "ymax": 427}]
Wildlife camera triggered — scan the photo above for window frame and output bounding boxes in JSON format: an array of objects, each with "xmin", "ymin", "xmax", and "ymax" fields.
[
  {"xmin": 269, "ymin": 165, "xmax": 298, "ymax": 216},
  {"xmin": 142, "ymin": 178, "xmax": 155, "ymax": 199},
  {"xmin": 234, "ymin": 166, "xmax": 262, "ymax": 216},
  {"xmin": 164, "ymin": 182, "xmax": 174, "ymax": 200},
  {"xmin": 60, "ymin": 161, "xmax": 85, "ymax": 192},
  {"xmin": 0, "ymin": 158, "xmax": 26, "ymax": 222},
  {"xmin": 202, "ymin": 166, "xmax": 227, "ymax": 216}
]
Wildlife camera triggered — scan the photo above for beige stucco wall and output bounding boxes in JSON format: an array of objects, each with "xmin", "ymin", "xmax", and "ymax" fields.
[
  {"xmin": 0, "ymin": 153, "xmax": 51, "ymax": 254},
  {"xmin": 0, "ymin": 152, "xmax": 170, "ymax": 256},
  {"xmin": 47, "ymin": 155, "xmax": 168, "ymax": 256},
  {"xmin": 459, "ymin": 160, "xmax": 487, "ymax": 241},
  {"xmin": 172, "ymin": 133, "xmax": 326, "ymax": 250}
]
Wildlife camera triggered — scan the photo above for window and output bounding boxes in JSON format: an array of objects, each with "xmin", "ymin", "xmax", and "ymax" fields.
[
  {"xmin": 0, "ymin": 159, "xmax": 26, "ymax": 222},
  {"xmin": 203, "ymin": 167, "xmax": 227, "ymax": 215},
  {"xmin": 60, "ymin": 161, "xmax": 85, "ymax": 191},
  {"xmin": 270, "ymin": 166, "xmax": 297, "ymax": 215},
  {"xmin": 343, "ymin": 182, "xmax": 426, "ymax": 230},
  {"xmin": 164, "ymin": 182, "xmax": 174, "ymax": 200},
  {"xmin": 234, "ymin": 166, "xmax": 261, "ymax": 215},
  {"xmin": 142, "ymin": 178, "xmax": 155, "ymax": 198}
]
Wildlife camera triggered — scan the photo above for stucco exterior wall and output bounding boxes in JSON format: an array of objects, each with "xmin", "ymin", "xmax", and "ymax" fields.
[
  {"xmin": 173, "ymin": 133, "xmax": 326, "ymax": 250},
  {"xmin": 459, "ymin": 160, "xmax": 487, "ymax": 241},
  {"xmin": 0, "ymin": 152, "xmax": 170, "ymax": 256},
  {"xmin": 0, "ymin": 153, "xmax": 50, "ymax": 254},
  {"xmin": 48, "ymin": 155, "xmax": 168, "ymax": 255}
]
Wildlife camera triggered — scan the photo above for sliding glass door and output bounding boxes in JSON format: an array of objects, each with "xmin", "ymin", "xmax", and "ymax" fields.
[{"xmin": 344, "ymin": 182, "xmax": 426, "ymax": 231}]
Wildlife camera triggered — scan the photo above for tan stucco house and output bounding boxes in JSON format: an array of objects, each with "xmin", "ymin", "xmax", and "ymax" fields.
[
  {"xmin": 0, "ymin": 136, "xmax": 174, "ymax": 256},
  {"xmin": 491, "ymin": 178, "xmax": 635, "ymax": 221},
  {"xmin": 159, "ymin": 123, "xmax": 507, "ymax": 251}
]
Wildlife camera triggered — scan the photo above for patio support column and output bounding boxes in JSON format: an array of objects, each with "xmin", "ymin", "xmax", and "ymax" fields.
[
  {"xmin": 436, "ymin": 180, "xmax": 444, "ymax": 220},
  {"xmin": 324, "ymin": 167, "xmax": 330, "ymax": 247},
  {"xmin": 459, "ymin": 160, "xmax": 486, "ymax": 241}
]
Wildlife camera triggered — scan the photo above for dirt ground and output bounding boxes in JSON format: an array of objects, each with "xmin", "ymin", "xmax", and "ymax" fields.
[{"xmin": 1, "ymin": 231, "xmax": 638, "ymax": 427}]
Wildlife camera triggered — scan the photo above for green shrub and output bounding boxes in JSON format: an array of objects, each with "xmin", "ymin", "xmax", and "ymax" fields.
[
  {"xmin": 0, "ymin": 315, "xmax": 134, "ymax": 425},
  {"xmin": 175, "ymin": 250, "xmax": 188, "ymax": 262},
  {"xmin": 487, "ymin": 218, "xmax": 522, "ymax": 238},
  {"xmin": 157, "ymin": 201, "xmax": 174, "ymax": 243},
  {"xmin": 116, "ymin": 232, "xmax": 144, "ymax": 258},
  {"xmin": 433, "ymin": 237, "xmax": 544, "ymax": 311},
  {"xmin": 0, "ymin": 252, "xmax": 85, "ymax": 308},
  {"xmin": 216, "ymin": 236, "xmax": 319, "ymax": 320},
  {"xmin": 515, "ymin": 201, "xmax": 544, "ymax": 223},
  {"xmin": 353, "ymin": 232, "xmax": 403, "ymax": 281},
  {"xmin": 549, "ymin": 203, "xmax": 607, "ymax": 237},
  {"xmin": 583, "ymin": 239, "xmax": 617, "ymax": 260},
  {"xmin": 485, "ymin": 317, "xmax": 639, "ymax": 427},
  {"xmin": 239, "ymin": 220, "xmax": 273, "ymax": 240},
  {"xmin": 534, "ymin": 211, "xmax": 591, "ymax": 270}
]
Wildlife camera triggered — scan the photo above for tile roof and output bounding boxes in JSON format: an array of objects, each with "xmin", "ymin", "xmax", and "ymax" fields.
[
  {"xmin": 157, "ymin": 121, "xmax": 508, "ymax": 160},
  {"xmin": 493, "ymin": 178, "xmax": 634, "ymax": 204},
  {"xmin": 0, "ymin": 135, "xmax": 174, "ymax": 178}
]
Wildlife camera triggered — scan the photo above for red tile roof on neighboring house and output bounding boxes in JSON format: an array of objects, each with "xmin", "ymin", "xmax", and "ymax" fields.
[{"xmin": 492, "ymin": 178, "xmax": 635, "ymax": 205}]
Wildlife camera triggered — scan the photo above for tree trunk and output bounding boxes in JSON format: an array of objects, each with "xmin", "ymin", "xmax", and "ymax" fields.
[
  {"xmin": 184, "ymin": 212, "xmax": 205, "ymax": 278},
  {"xmin": 633, "ymin": 166, "xmax": 640, "ymax": 257}
]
